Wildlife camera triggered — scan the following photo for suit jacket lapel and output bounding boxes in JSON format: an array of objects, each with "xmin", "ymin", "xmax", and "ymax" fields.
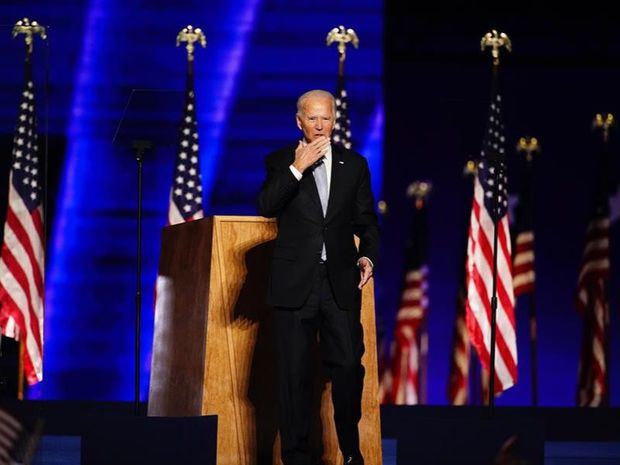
[
  {"xmin": 325, "ymin": 144, "xmax": 344, "ymax": 222},
  {"xmin": 302, "ymin": 169, "xmax": 323, "ymax": 214}
]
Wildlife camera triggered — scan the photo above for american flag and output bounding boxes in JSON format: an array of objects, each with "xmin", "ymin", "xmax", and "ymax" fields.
[
  {"xmin": 385, "ymin": 189, "xmax": 429, "ymax": 405},
  {"xmin": 168, "ymin": 60, "xmax": 204, "ymax": 225},
  {"xmin": 575, "ymin": 139, "xmax": 611, "ymax": 407},
  {"xmin": 0, "ymin": 407, "xmax": 22, "ymax": 465},
  {"xmin": 512, "ymin": 163, "xmax": 535, "ymax": 296},
  {"xmin": 376, "ymin": 267, "xmax": 392, "ymax": 404},
  {"xmin": 448, "ymin": 167, "xmax": 476, "ymax": 405},
  {"xmin": 0, "ymin": 52, "xmax": 45, "ymax": 385},
  {"xmin": 465, "ymin": 87, "xmax": 517, "ymax": 395},
  {"xmin": 448, "ymin": 282, "xmax": 470, "ymax": 405},
  {"xmin": 0, "ymin": 406, "xmax": 42, "ymax": 465},
  {"xmin": 332, "ymin": 73, "xmax": 352, "ymax": 150}
]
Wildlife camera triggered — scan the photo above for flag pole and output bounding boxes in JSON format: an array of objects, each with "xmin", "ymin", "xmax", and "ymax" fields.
[
  {"xmin": 480, "ymin": 29, "xmax": 511, "ymax": 417},
  {"xmin": 409, "ymin": 181, "xmax": 432, "ymax": 404},
  {"xmin": 463, "ymin": 161, "xmax": 477, "ymax": 407},
  {"xmin": 326, "ymin": 25, "xmax": 358, "ymax": 150},
  {"xmin": 592, "ymin": 112, "xmax": 614, "ymax": 405},
  {"xmin": 375, "ymin": 199, "xmax": 389, "ymax": 398},
  {"xmin": 516, "ymin": 136, "xmax": 541, "ymax": 406}
]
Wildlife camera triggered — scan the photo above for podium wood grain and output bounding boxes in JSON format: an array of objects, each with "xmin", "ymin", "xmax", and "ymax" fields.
[{"xmin": 148, "ymin": 216, "xmax": 382, "ymax": 465}]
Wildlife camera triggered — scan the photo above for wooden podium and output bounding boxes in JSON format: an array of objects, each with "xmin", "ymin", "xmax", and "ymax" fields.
[{"xmin": 148, "ymin": 216, "xmax": 382, "ymax": 465}]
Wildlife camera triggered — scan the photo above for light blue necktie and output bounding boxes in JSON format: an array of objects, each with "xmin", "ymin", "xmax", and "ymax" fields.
[{"xmin": 313, "ymin": 159, "xmax": 328, "ymax": 260}]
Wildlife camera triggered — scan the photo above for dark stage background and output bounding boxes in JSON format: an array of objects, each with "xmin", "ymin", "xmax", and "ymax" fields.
[
  {"xmin": 0, "ymin": 1, "xmax": 618, "ymax": 406},
  {"xmin": 382, "ymin": 3, "xmax": 620, "ymax": 406}
]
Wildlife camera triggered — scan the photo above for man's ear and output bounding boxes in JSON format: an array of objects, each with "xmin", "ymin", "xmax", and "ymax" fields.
[{"xmin": 295, "ymin": 114, "xmax": 302, "ymax": 130}]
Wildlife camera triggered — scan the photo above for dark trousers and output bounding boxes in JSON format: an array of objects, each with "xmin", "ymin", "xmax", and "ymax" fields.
[{"xmin": 274, "ymin": 263, "xmax": 365, "ymax": 465}]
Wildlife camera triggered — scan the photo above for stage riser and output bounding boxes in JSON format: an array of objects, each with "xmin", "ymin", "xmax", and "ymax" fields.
[
  {"xmin": 381, "ymin": 406, "xmax": 620, "ymax": 465},
  {"xmin": 2, "ymin": 402, "xmax": 216, "ymax": 465}
]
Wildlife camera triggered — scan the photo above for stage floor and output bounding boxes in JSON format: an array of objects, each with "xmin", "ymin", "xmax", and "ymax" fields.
[
  {"xmin": 3, "ymin": 401, "xmax": 618, "ymax": 465},
  {"xmin": 26, "ymin": 435, "xmax": 620, "ymax": 465}
]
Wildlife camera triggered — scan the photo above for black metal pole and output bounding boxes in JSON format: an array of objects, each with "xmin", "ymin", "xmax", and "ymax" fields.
[
  {"xmin": 487, "ymin": 60, "xmax": 502, "ymax": 419},
  {"xmin": 135, "ymin": 146, "xmax": 143, "ymax": 416},
  {"xmin": 488, "ymin": 211, "xmax": 500, "ymax": 418},
  {"xmin": 529, "ymin": 293, "xmax": 538, "ymax": 406},
  {"xmin": 133, "ymin": 140, "xmax": 151, "ymax": 416}
]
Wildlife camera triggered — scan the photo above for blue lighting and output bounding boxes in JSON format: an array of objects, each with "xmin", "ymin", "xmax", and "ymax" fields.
[
  {"xmin": 197, "ymin": 0, "xmax": 262, "ymax": 212},
  {"xmin": 362, "ymin": 102, "xmax": 384, "ymax": 200},
  {"xmin": 31, "ymin": 0, "xmax": 117, "ymax": 400},
  {"xmin": 20, "ymin": 0, "xmax": 383, "ymax": 401}
]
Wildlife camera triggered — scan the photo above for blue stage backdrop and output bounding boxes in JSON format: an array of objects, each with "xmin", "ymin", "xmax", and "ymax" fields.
[
  {"xmin": 1, "ymin": 3, "xmax": 618, "ymax": 407},
  {"xmin": 0, "ymin": 1, "xmax": 383, "ymax": 400}
]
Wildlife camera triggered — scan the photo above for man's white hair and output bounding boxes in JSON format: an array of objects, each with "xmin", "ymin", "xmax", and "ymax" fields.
[{"xmin": 296, "ymin": 89, "xmax": 336, "ymax": 116}]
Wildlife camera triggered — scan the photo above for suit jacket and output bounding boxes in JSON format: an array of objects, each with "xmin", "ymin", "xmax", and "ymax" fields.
[{"xmin": 257, "ymin": 143, "xmax": 379, "ymax": 310}]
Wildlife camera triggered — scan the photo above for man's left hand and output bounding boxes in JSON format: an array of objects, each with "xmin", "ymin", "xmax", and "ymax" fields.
[{"xmin": 358, "ymin": 257, "xmax": 373, "ymax": 289}]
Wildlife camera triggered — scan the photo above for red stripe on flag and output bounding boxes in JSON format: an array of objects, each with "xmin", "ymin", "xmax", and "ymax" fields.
[
  {"xmin": 0, "ymin": 242, "xmax": 43, "ymax": 350},
  {"xmin": 0, "ymin": 283, "xmax": 40, "ymax": 384},
  {"xmin": 6, "ymin": 207, "xmax": 44, "ymax": 295},
  {"xmin": 31, "ymin": 207, "xmax": 45, "ymax": 244}
]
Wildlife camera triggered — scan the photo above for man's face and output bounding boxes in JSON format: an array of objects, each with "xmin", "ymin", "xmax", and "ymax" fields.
[{"xmin": 296, "ymin": 96, "xmax": 335, "ymax": 143}]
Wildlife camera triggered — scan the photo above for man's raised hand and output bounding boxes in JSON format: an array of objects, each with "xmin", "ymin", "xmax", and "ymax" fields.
[{"xmin": 292, "ymin": 137, "xmax": 330, "ymax": 174}]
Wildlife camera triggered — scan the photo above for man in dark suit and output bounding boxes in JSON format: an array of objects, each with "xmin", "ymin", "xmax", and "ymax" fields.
[{"xmin": 258, "ymin": 89, "xmax": 379, "ymax": 465}]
